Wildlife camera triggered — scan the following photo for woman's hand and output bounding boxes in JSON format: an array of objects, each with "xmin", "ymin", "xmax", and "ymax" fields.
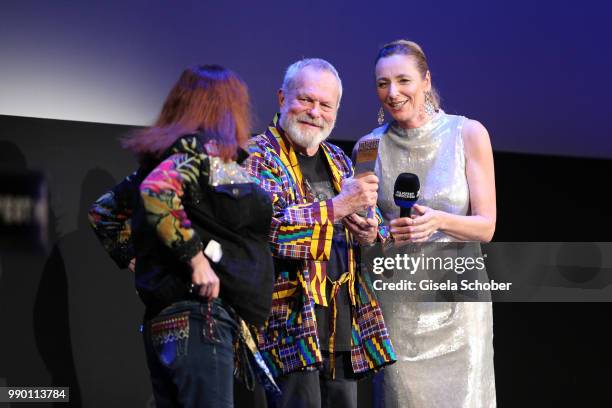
[
  {"xmin": 343, "ymin": 213, "xmax": 378, "ymax": 245},
  {"xmin": 189, "ymin": 252, "xmax": 220, "ymax": 299},
  {"xmin": 408, "ymin": 204, "xmax": 445, "ymax": 241},
  {"xmin": 390, "ymin": 204, "xmax": 446, "ymax": 243}
]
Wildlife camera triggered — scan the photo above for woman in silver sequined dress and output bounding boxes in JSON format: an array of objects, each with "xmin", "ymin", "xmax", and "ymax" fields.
[{"xmin": 355, "ymin": 40, "xmax": 497, "ymax": 407}]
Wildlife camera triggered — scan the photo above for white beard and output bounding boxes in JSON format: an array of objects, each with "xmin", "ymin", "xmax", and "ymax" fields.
[{"xmin": 280, "ymin": 111, "xmax": 334, "ymax": 151}]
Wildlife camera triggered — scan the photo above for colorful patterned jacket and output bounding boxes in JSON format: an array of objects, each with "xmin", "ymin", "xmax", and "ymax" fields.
[
  {"xmin": 88, "ymin": 135, "xmax": 280, "ymax": 396},
  {"xmin": 244, "ymin": 114, "xmax": 396, "ymax": 377}
]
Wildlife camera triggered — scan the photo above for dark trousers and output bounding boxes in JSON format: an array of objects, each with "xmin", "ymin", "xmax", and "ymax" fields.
[
  {"xmin": 143, "ymin": 299, "xmax": 237, "ymax": 408},
  {"xmin": 268, "ymin": 352, "xmax": 357, "ymax": 408}
]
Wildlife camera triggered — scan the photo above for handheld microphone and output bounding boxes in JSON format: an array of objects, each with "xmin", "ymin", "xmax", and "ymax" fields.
[{"xmin": 393, "ymin": 173, "xmax": 420, "ymax": 218}]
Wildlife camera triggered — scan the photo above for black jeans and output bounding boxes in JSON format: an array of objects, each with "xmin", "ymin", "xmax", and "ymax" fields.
[{"xmin": 143, "ymin": 299, "xmax": 237, "ymax": 408}]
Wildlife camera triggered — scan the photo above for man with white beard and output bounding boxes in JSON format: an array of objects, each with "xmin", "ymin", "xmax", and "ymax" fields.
[{"xmin": 245, "ymin": 59, "xmax": 396, "ymax": 408}]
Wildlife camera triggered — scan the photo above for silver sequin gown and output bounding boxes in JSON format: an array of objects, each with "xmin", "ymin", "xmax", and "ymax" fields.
[{"xmin": 364, "ymin": 111, "xmax": 496, "ymax": 408}]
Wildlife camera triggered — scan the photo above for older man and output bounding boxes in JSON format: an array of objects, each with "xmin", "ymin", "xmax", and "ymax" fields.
[{"xmin": 245, "ymin": 58, "xmax": 396, "ymax": 408}]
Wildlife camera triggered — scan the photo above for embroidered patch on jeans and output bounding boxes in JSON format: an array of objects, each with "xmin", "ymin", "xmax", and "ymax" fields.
[{"xmin": 150, "ymin": 312, "xmax": 190, "ymax": 366}]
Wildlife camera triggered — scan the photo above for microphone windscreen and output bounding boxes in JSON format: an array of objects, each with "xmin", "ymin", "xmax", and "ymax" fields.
[{"xmin": 393, "ymin": 173, "xmax": 420, "ymax": 208}]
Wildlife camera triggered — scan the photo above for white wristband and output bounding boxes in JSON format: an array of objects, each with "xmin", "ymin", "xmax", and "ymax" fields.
[{"xmin": 204, "ymin": 239, "xmax": 223, "ymax": 263}]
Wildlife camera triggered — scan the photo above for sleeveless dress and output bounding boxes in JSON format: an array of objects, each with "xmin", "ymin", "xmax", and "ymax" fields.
[{"xmin": 367, "ymin": 111, "xmax": 496, "ymax": 408}]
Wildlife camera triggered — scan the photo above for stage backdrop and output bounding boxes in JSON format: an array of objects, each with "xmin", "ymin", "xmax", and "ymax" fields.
[
  {"xmin": 1, "ymin": 0, "xmax": 612, "ymax": 159},
  {"xmin": 1, "ymin": 114, "xmax": 611, "ymax": 407}
]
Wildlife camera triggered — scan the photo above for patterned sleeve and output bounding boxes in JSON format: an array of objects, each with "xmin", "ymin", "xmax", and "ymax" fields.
[
  {"xmin": 88, "ymin": 170, "xmax": 140, "ymax": 269},
  {"xmin": 139, "ymin": 148, "xmax": 204, "ymax": 263},
  {"xmin": 245, "ymin": 142, "xmax": 335, "ymax": 261}
]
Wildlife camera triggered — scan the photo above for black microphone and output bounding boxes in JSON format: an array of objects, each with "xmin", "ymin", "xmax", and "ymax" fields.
[{"xmin": 393, "ymin": 173, "xmax": 420, "ymax": 218}]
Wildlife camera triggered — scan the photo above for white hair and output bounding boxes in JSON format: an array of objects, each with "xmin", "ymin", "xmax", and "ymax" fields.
[{"xmin": 281, "ymin": 58, "xmax": 343, "ymax": 106}]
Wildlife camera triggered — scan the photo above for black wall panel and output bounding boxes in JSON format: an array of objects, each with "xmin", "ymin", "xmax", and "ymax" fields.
[{"xmin": 1, "ymin": 115, "xmax": 610, "ymax": 407}]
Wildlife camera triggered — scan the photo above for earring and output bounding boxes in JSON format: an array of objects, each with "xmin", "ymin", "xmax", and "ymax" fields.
[
  {"xmin": 377, "ymin": 107, "xmax": 385, "ymax": 125},
  {"xmin": 424, "ymin": 92, "xmax": 436, "ymax": 117}
]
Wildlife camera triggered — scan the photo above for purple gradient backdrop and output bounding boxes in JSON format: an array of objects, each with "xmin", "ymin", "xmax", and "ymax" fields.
[{"xmin": 1, "ymin": 0, "xmax": 611, "ymax": 158}]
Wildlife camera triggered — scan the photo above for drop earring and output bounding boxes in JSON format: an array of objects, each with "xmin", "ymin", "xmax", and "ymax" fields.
[{"xmin": 377, "ymin": 107, "xmax": 385, "ymax": 125}]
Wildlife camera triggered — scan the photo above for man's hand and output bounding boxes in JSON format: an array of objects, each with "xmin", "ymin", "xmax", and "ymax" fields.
[
  {"xmin": 333, "ymin": 173, "xmax": 378, "ymax": 220},
  {"xmin": 343, "ymin": 213, "xmax": 378, "ymax": 245},
  {"xmin": 189, "ymin": 251, "xmax": 220, "ymax": 299}
]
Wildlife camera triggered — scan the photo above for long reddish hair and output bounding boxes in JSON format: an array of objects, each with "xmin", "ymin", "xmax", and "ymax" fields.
[{"xmin": 122, "ymin": 64, "xmax": 251, "ymax": 162}]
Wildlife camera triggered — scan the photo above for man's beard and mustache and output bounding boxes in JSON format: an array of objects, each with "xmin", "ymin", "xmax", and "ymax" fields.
[{"xmin": 279, "ymin": 111, "xmax": 335, "ymax": 151}]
